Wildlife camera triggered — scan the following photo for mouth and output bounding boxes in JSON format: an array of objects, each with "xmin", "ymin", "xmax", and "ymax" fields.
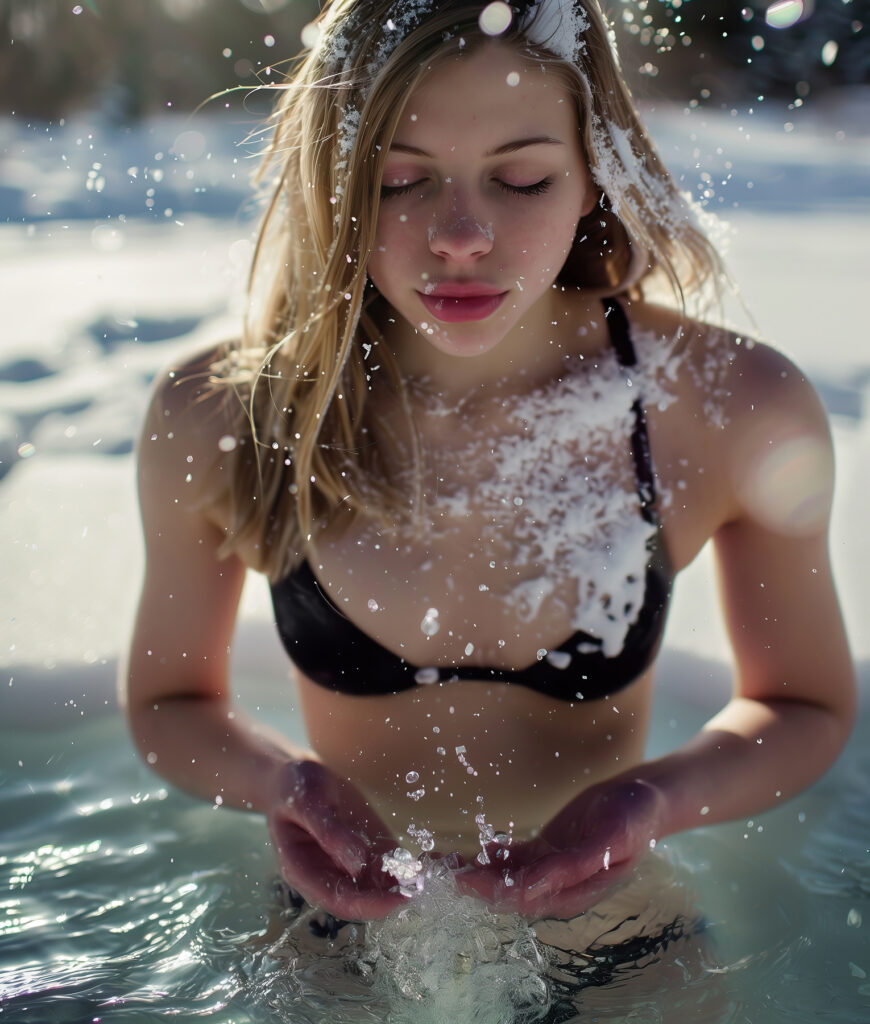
[{"xmin": 417, "ymin": 284, "xmax": 508, "ymax": 323}]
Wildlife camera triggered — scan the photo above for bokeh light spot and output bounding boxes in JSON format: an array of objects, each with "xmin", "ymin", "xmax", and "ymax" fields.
[
  {"xmin": 479, "ymin": 2, "xmax": 513, "ymax": 37},
  {"xmin": 765, "ymin": 1, "xmax": 811, "ymax": 30}
]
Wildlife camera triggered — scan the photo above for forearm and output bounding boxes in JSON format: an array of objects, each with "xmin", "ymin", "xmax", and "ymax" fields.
[
  {"xmin": 126, "ymin": 695, "xmax": 313, "ymax": 813},
  {"xmin": 632, "ymin": 696, "xmax": 853, "ymax": 837}
]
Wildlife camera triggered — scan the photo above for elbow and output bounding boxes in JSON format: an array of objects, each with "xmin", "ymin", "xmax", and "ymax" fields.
[
  {"xmin": 811, "ymin": 670, "xmax": 859, "ymax": 767},
  {"xmin": 834, "ymin": 671, "xmax": 859, "ymax": 751}
]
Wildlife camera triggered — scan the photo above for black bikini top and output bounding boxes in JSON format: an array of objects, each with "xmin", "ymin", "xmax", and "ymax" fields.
[{"xmin": 270, "ymin": 299, "xmax": 673, "ymax": 702}]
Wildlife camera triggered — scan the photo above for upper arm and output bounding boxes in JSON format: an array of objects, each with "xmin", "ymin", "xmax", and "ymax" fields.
[
  {"xmin": 711, "ymin": 342, "xmax": 856, "ymax": 722},
  {"xmin": 123, "ymin": 355, "xmax": 248, "ymax": 710}
]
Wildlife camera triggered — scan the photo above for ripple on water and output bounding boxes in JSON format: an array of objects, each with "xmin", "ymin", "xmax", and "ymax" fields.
[{"xmin": 1, "ymin": 708, "xmax": 869, "ymax": 1022}]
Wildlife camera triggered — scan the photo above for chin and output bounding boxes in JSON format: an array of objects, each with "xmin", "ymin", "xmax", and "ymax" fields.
[
  {"xmin": 424, "ymin": 326, "xmax": 506, "ymax": 359},
  {"xmin": 422, "ymin": 308, "xmax": 525, "ymax": 358}
]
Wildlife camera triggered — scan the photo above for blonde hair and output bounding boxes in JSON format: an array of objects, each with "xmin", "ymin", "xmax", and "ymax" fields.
[{"xmin": 205, "ymin": 0, "xmax": 725, "ymax": 580}]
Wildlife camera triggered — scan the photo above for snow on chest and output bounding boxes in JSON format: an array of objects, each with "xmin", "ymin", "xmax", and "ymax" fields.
[{"xmin": 430, "ymin": 362, "xmax": 656, "ymax": 658}]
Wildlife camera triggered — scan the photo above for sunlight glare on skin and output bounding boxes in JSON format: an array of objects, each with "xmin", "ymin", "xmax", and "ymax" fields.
[{"xmin": 737, "ymin": 432, "xmax": 832, "ymax": 535}]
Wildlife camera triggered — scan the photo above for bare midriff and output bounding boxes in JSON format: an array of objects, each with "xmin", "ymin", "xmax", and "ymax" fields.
[{"xmin": 296, "ymin": 669, "xmax": 654, "ymax": 859}]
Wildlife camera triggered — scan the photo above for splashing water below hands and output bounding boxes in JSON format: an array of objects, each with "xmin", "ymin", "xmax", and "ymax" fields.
[{"xmin": 364, "ymin": 857, "xmax": 551, "ymax": 1023}]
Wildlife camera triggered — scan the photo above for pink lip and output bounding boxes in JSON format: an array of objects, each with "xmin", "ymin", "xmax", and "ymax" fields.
[{"xmin": 417, "ymin": 282, "xmax": 508, "ymax": 323}]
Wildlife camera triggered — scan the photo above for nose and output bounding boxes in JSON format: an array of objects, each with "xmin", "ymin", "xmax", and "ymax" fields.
[{"xmin": 428, "ymin": 203, "xmax": 494, "ymax": 263}]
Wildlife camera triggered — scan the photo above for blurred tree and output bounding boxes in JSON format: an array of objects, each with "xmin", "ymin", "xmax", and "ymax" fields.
[
  {"xmin": 0, "ymin": 0, "xmax": 865, "ymax": 121},
  {"xmin": 613, "ymin": 0, "xmax": 868, "ymax": 103},
  {"xmin": 0, "ymin": 0, "xmax": 319, "ymax": 121}
]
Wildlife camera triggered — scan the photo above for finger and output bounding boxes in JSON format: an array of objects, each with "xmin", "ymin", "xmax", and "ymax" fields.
[
  {"xmin": 453, "ymin": 864, "xmax": 504, "ymax": 904},
  {"xmin": 291, "ymin": 809, "xmax": 371, "ymax": 879},
  {"xmin": 515, "ymin": 857, "xmax": 637, "ymax": 919},
  {"xmin": 274, "ymin": 822, "xmax": 403, "ymax": 918},
  {"xmin": 515, "ymin": 842, "xmax": 625, "ymax": 894},
  {"xmin": 330, "ymin": 874, "xmax": 406, "ymax": 921},
  {"xmin": 520, "ymin": 874, "xmax": 612, "ymax": 919}
]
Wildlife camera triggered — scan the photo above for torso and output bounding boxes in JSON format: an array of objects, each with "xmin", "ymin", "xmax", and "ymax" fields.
[{"xmin": 203, "ymin": 298, "xmax": 740, "ymax": 856}]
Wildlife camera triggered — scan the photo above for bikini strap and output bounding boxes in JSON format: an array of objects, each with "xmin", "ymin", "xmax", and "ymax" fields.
[{"xmin": 603, "ymin": 297, "xmax": 657, "ymax": 519}]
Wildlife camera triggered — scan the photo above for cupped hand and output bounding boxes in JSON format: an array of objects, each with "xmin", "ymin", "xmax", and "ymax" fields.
[
  {"xmin": 455, "ymin": 778, "xmax": 668, "ymax": 919},
  {"xmin": 266, "ymin": 759, "xmax": 405, "ymax": 921}
]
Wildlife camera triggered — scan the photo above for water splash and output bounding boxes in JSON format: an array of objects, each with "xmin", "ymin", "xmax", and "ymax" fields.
[
  {"xmin": 361, "ymin": 859, "xmax": 550, "ymax": 1024},
  {"xmin": 408, "ymin": 823, "xmax": 436, "ymax": 853},
  {"xmin": 381, "ymin": 847, "xmax": 425, "ymax": 894}
]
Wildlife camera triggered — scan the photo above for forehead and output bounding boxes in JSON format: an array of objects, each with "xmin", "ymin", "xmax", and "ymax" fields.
[{"xmin": 390, "ymin": 43, "xmax": 577, "ymax": 151}]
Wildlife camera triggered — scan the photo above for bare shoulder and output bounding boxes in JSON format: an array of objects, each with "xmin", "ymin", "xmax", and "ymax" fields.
[
  {"xmin": 140, "ymin": 342, "xmax": 240, "ymax": 459},
  {"xmin": 710, "ymin": 334, "xmax": 833, "ymax": 534},
  {"xmin": 626, "ymin": 299, "xmax": 833, "ymax": 547},
  {"xmin": 628, "ymin": 299, "xmax": 828, "ymax": 438},
  {"xmin": 138, "ymin": 342, "xmax": 252, "ymax": 523}
]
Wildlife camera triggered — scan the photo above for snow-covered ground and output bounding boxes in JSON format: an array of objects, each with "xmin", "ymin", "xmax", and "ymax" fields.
[{"xmin": 1, "ymin": 98, "xmax": 868, "ymax": 727}]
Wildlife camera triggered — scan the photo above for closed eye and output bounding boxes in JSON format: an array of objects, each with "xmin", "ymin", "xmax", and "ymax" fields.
[
  {"xmin": 497, "ymin": 177, "xmax": 553, "ymax": 197},
  {"xmin": 380, "ymin": 180, "xmax": 426, "ymax": 199},
  {"xmin": 380, "ymin": 177, "xmax": 554, "ymax": 200}
]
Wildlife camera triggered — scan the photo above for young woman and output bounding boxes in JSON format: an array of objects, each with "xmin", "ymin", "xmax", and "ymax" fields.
[{"xmin": 124, "ymin": 0, "xmax": 855, "ymax": 933}]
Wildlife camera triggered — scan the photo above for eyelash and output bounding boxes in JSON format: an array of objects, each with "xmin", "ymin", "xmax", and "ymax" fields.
[{"xmin": 379, "ymin": 177, "xmax": 554, "ymax": 200}]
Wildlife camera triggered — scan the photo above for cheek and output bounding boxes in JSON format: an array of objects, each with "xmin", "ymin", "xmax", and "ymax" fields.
[
  {"xmin": 371, "ymin": 214, "xmax": 417, "ymax": 262},
  {"xmin": 515, "ymin": 208, "xmax": 580, "ymax": 264},
  {"xmin": 368, "ymin": 221, "xmax": 422, "ymax": 302}
]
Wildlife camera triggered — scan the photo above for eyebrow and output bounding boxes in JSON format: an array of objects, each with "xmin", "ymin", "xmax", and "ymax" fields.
[{"xmin": 389, "ymin": 136, "xmax": 564, "ymax": 158}]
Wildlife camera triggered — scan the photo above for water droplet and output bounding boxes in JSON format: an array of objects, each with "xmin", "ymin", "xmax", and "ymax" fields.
[
  {"xmin": 405, "ymin": 770, "xmax": 420, "ymax": 785},
  {"xmin": 17, "ymin": 442, "xmax": 36, "ymax": 459},
  {"xmin": 545, "ymin": 650, "xmax": 571, "ymax": 670},
  {"xmin": 464, "ymin": 642, "xmax": 474, "ymax": 657},
  {"xmin": 420, "ymin": 608, "xmax": 441, "ymax": 636},
  {"xmin": 367, "ymin": 598, "xmax": 379, "ymax": 612},
  {"xmin": 847, "ymin": 908, "xmax": 862, "ymax": 928},
  {"xmin": 536, "ymin": 648, "xmax": 547, "ymax": 661},
  {"xmin": 414, "ymin": 666, "xmax": 439, "ymax": 684},
  {"xmin": 506, "ymin": 71, "xmax": 520, "ymax": 87}
]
